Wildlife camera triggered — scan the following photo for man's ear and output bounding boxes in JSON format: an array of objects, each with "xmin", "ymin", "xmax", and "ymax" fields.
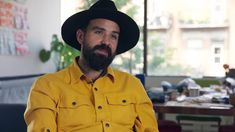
[{"xmin": 76, "ymin": 29, "xmax": 84, "ymax": 45}]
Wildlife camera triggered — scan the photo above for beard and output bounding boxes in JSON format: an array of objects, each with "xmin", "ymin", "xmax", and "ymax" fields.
[{"xmin": 82, "ymin": 43, "xmax": 116, "ymax": 71}]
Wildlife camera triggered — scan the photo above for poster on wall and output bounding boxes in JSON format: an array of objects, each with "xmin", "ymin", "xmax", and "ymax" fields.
[{"xmin": 0, "ymin": 0, "xmax": 29, "ymax": 55}]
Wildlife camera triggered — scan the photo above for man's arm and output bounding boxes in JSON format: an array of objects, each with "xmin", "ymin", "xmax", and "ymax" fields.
[
  {"xmin": 24, "ymin": 78, "xmax": 58, "ymax": 132},
  {"xmin": 133, "ymin": 79, "xmax": 159, "ymax": 132},
  {"xmin": 135, "ymin": 101, "xmax": 159, "ymax": 132}
]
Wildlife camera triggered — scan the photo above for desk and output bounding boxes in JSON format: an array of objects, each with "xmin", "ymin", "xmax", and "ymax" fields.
[{"xmin": 153, "ymin": 101, "xmax": 235, "ymax": 125}]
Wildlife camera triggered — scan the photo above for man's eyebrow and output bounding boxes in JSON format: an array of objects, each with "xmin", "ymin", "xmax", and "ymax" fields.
[
  {"xmin": 92, "ymin": 26, "xmax": 119, "ymax": 34},
  {"xmin": 92, "ymin": 26, "xmax": 105, "ymax": 31}
]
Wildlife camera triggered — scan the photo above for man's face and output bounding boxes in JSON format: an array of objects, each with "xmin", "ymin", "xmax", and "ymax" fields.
[{"xmin": 77, "ymin": 19, "xmax": 120, "ymax": 71}]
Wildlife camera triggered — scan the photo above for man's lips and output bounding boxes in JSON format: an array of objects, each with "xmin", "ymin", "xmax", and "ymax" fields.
[{"xmin": 95, "ymin": 48, "xmax": 109, "ymax": 56}]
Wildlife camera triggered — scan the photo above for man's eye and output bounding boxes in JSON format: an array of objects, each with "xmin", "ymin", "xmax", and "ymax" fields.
[
  {"xmin": 95, "ymin": 30, "xmax": 102, "ymax": 34},
  {"xmin": 111, "ymin": 34, "xmax": 118, "ymax": 40}
]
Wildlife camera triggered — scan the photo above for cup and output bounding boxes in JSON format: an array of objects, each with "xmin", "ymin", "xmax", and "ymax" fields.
[{"xmin": 188, "ymin": 87, "xmax": 200, "ymax": 97}]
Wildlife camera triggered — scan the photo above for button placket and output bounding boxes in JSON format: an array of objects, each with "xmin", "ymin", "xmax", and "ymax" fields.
[
  {"xmin": 93, "ymin": 87, "xmax": 103, "ymax": 111},
  {"xmin": 93, "ymin": 82, "xmax": 109, "ymax": 121}
]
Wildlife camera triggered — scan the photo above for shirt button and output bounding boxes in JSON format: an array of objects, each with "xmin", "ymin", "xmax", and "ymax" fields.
[
  {"xmin": 72, "ymin": 101, "xmax": 77, "ymax": 106},
  {"xmin": 98, "ymin": 105, "xmax": 102, "ymax": 110},
  {"xmin": 94, "ymin": 87, "xmax": 98, "ymax": 91},
  {"xmin": 122, "ymin": 99, "xmax": 127, "ymax": 103},
  {"xmin": 105, "ymin": 123, "xmax": 110, "ymax": 127}
]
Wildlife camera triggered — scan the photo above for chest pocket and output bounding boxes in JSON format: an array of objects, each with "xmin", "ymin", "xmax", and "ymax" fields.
[
  {"xmin": 59, "ymin": 94, "xmax": 91, "ymax": 108},
  {"xmin": 106, "ymin": 94, "xmax": 137, "ymax": 125},
  {"xmin": 58, "ymin": 94, "xmax": 95, "ymax": 128}
]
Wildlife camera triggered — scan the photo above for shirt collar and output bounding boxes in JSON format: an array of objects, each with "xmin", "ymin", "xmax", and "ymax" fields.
[
  {"xmin": 68, "ymin": 59, "xmax": 84, "ymax": 84},
  {"xmin": 68, "ymin": 58, "xmax": 115, "ymax": 84},
  {"xmin": 106, "ymin": 66, "xmax": 115, "ymax": 82}
]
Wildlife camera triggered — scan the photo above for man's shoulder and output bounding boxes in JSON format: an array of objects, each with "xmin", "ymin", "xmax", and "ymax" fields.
[
  {"xmin": 37, "ymin": 68, "xmax": 69, "ymax": 83},
  {"xmin": 111, "ymin": 68, "xmax": 139, "ymax": 82},
  {"xmin": 112, "ymin": 68, "xmax": 135, "ymax": 78}
]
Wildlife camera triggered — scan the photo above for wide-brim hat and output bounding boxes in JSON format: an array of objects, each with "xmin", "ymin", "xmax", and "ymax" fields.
[{"xmin": 61, "ymin": 0, "xmax": 140, "ymax": 55}]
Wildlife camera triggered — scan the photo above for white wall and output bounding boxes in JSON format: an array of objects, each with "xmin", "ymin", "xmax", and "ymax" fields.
[{"xmin": 0, "ymin": 0, "xmax": 61, "ymax": 76}]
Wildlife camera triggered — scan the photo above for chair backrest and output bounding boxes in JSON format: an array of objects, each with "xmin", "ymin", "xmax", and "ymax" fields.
[
  {"xmin": 158, "ymin": 120, "xmax": 182, "ymax": 132},
  {"xmin": 135, "ymin": 74, "xmax": 145, "ymax": 87},
  {"xmin": 219, "ymin": 125, "xmax": 235, "ymax": 132},
  {"xmin": 226, "ymin": 69, "xmax": 235, "ymax": 78},
  {"xmin": 0, "ymin": 104, "xmax": 27, "ymax": 132}
]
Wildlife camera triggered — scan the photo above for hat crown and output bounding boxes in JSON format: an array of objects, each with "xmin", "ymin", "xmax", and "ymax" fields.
[{"xmin": 90, "ymin": 0, "xmax": 117, "ymax": 11}]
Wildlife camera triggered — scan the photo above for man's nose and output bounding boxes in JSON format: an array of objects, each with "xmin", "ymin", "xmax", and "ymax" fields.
[{"xmin": 101, "ymin": 34, "xmax": 111, "ymax": 46}]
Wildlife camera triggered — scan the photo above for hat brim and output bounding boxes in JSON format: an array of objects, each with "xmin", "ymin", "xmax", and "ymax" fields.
[{"xmin": 61, "ymin": 9, "xmax": 140, "ymax": 54}]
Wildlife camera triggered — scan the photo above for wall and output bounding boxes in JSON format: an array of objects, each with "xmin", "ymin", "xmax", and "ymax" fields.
[{"xmin": 0, "ymin": 0, "xmax": 61, "ymax": 77}]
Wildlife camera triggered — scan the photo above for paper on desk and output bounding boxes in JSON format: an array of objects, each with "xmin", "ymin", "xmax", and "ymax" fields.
[{"xmin": 165, "ymin": 101, "xmax": 233, "ymax": 109}]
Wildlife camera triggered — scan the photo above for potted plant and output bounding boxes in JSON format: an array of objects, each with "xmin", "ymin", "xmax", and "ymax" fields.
[{"xmin": 39, "ymin": 34, "xmax": 80, "ymax": 71}]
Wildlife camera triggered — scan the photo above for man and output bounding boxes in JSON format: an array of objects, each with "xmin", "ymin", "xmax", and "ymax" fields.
[{"xmin": 24, "ymin": 0, "xmax": 159, "ymax": 132}]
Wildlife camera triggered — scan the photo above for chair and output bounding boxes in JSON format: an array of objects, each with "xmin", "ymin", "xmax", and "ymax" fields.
[
  {"xmin": 135, "ymin": 74, "xmax": 182, "ymax": 132},
  {"xmin": 226, "ymin": 68, "xmax": 235, "ymax": 78},
  {"xmin": 219, "ymin": 125, "xmax": 235, "ymax": 132},
  {"xmin": 0, "ymin": 104, "xmax": 27, "ymax": 132},
  {"xmin": 158, "ymin": 120, "xmax": 181, "ymax": 132},
  {"xmin": 135, "ymin": 74, "xmax": 145, "ymax": 86}
]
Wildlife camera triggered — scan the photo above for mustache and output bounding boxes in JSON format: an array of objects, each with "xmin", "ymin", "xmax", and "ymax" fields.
[{"xmin": 93, "ymin": 44, "xmax": 112, "ymax": 55}]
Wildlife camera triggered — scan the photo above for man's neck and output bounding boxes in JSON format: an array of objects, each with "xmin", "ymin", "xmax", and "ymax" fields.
[{"xmin": 77, "ymin": 57, "xmax": 104, "ymax": 81}]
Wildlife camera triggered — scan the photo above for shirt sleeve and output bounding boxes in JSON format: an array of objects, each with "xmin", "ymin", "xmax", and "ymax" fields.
[
  {"xmin": 24, "ymin": 78, "xmax": 58, "ymax": 132},
  {"xmin": 133, "ymin": 79, "xmax": 159, "ymax": 132}
]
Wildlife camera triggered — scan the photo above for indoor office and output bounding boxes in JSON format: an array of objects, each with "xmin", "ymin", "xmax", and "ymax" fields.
[{"xmin": 0, "ymin": 0, "xmax": 235, "ymax": 132}]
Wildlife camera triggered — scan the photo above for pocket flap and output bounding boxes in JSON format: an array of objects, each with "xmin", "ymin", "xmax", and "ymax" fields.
[
  {"xmin": 106, "ymin": 94, "xmax": 136, "ymax": 105},
  {"xmin": 59, "ymin": 94, "xmax": 91, "ymax": 108}
]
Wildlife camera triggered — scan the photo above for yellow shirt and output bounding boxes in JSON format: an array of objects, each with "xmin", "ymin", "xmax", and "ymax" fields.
[{"xmin": 24, "ymin": 61, "xmax": 159, "ymax": 132}]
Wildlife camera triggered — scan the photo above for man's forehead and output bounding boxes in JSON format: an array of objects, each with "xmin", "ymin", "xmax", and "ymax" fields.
[{"xmin": 88, "ymin": 18, "xmax": 120, "ymax": 31}]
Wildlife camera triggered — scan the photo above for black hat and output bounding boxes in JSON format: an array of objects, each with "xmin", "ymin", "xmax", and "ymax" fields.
[{"xmin": 61, "ymin": 0, "xmax": 140, "ymax": 54}]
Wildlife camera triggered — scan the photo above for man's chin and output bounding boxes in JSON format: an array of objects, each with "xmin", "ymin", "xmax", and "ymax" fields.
[{"xmin": 89, "ymin": 55, "xmax": 114, "ymax": 71}]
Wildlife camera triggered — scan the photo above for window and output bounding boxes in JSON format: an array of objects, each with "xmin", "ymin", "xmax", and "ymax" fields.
[
  {"xmin": 215, "ymin": 57, "xmax": 220, "ymax": 63},
  {"xmin": 214, "ymin": 48, "xmax": 221, "ymax": 54},
  {"xmin": 147, "ymin": 0, "xmax": 229, "ymax": 77}
]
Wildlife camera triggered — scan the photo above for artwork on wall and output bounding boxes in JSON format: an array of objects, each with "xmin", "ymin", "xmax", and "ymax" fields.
[{"xmin": 0, "ymin": 0, "xmax": 29, "ymax": 55}]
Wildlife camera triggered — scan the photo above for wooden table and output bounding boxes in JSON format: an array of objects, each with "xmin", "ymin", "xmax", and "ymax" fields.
[{"xmin": 153, "ymin": 102, "xmax": 235, "ymax": 125}]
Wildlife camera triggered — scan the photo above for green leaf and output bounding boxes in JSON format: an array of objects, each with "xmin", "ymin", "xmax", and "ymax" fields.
[{"xmin": 39, "ymin": 49, "xmax": 51, "ymax": 63}]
